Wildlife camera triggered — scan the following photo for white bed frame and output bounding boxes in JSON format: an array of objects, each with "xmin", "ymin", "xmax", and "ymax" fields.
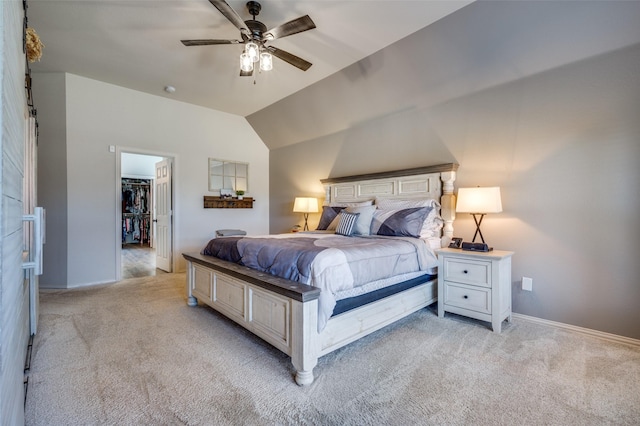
[{"xmin": 184, "ymin": 163, "xmax": 458, "ymax": 385}]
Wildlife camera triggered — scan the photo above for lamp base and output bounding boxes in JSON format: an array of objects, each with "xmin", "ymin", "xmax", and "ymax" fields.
[{"xmin": 461, "ymin": 242, "xmax": 492, "ymax": 252}]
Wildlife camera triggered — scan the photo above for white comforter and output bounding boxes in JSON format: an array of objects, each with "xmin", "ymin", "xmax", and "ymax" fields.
[{"xmin": 240, "ymin": 233, "xmax": 437, "ymax": 331}]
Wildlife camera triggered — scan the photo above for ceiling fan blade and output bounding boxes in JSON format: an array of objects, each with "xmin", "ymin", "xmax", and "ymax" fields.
[
  {"xmin": 263, "ymin": 15, "xmax": 316, "ymax": 41},
  {"xmin": 181, "ymin": 39, "xmax": 243, "ymax": 46},
  {"xmin": 208, "ymin": 0, "xmax": 250, "ymax": 37},
  {"xmin": 265, "ymin": 46, "xmax": 312, "ymax": 71},
  {"xmin": 240, "ymin": 68, "xmax": 254, "ymax": 77}
]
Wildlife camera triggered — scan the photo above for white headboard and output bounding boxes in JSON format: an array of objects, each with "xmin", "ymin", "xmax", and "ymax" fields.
[{"xmin": 321, "ymin": 163, "xmax": 458, "ymax": 245}]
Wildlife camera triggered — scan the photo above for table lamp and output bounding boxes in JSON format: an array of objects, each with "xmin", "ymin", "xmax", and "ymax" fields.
[
  {"xmin": 293, "ymin": 197, "xmax": 318, "ymax": 231},
  {"xmin": 455, "ymin": 187, "xmax": 502, "ymax": 251}
]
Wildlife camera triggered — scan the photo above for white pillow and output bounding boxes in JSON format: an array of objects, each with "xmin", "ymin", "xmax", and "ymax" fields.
[
  {"xmin": 374, "ymin": 197, "xmax": 437, "ymax": 209},
  {"xmin": 328, "ymin": 200, "xmax": 373, "ymax": 207},
  {"xmin": 421, "ymin": 208, "xmax": 444, "ymax": 238},
  {"xmin": 327, "ymin": 213, "xmax": 341, "ymax": 231}
]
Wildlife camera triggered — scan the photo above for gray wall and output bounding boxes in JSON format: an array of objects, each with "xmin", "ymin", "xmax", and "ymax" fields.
[
  {"xmin": 36, "ymin": 74, "xmax": 270, "ymax": 288},
  {"xmin": 255, "ymin": 2, "xmax": 640, "ymax": 339},
  {"xmin": 0, "ymin": 0, "xmax": 31, "ymax": 423},
  {"xmin": 34, "ymin": 73, "xmax": 68, "ymax": 288}
]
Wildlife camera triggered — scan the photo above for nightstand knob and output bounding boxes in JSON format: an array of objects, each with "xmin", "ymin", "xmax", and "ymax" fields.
[
  {"xmin": 463, "ymin": 295, "xmax": 469, "ymax": 299},
  {"xmin": 463, "ymin": 270, "xmax": 468, "ymax": 274}
]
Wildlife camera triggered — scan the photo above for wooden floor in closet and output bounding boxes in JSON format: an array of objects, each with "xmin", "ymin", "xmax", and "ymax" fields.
[{"xmin": 122, "ymin": 244, "xmax": 167, "ymax": 279}]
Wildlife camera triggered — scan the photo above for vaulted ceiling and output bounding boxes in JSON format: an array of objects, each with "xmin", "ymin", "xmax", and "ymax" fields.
[
  {"xmin": 246, "ymin": 1, "xmax": 640, "ymax": 150},
  {"xmin": 27, "ymin": 0, "xmax": 473, "ymax": 117}
]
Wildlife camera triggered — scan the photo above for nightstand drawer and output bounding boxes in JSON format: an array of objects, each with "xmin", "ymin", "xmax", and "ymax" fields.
[
  {"xmin": 443, "ymin": 282, "xmax": 491, "ymax": 314},
  {"xmin": 443, "ymin": 258, "xmax": 491, "ymax": 287}
]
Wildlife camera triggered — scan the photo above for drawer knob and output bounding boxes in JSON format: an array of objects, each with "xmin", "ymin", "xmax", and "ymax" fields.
[
  {"xmin": 463, "ymin": 295, "xmax": 469, "ymax": 299},
  {"xmin": 463, "ymin": 270, "xmax": 468, "ymax": 274}
]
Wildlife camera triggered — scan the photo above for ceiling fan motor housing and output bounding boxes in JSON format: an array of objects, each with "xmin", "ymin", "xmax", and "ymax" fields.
[
  {"xmin": 245, "ymin": 20, "xmax": 267, "ymax": 42},
  {"xmin": 246, "ymin": 1, "xmax": 262, "ymax": 17},
  {"xmin": 244, "ymin": 1, "xmax": 265, "ymax": 42}
]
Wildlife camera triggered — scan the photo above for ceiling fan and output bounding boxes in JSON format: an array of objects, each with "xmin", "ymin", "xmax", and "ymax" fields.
[{"xmin": 181, "ymin": 0, "xmax": 316, "ymax": 76}]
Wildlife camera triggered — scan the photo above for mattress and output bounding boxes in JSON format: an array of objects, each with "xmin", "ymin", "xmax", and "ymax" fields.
[
  {"xmin": 202, "ymin": 232, "xmax": 438, "ymax": 330},
  {"xmin": 332, "ymin": 272, "xmax": 437, "ymax": 317}
]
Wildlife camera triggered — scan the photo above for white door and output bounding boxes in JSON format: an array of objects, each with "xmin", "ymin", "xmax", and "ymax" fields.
[
  {"xmin": 155, "ymin": 159, "xmax": 172, "ymax": 272},
  {"xmin": 24, "ymin": 117, "xmax": 41, "ymax": 335}
]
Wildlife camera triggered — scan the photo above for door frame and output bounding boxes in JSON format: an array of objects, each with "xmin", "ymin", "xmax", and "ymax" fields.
[{"xmin": 115, "ymin": 146, "xmax": 177, "ymax": 281}]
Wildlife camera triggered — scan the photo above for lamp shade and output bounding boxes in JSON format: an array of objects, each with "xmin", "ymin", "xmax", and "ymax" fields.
[
  {"xmin": 456, "ymin": 187, "xmax": 502, "ymax": 214},
  {"xmin": 240, "ymin": 52, "xmax": 254, "ymax": 72},
  {"xmin": 293, "ymin": 197, "xmax": 318, "ymax": 213},
  {"xmin": 245, "ymin": 42, "xmax": 260, "ymax": 62},
  {"xmin": 260, "ymin": 52, "xmax": 273, "ymax": 71}
]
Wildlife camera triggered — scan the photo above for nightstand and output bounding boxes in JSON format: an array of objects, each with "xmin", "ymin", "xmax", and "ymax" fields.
[{"xmin": 436, "ymin": 248, "xmax": 514, "ymax": 333}]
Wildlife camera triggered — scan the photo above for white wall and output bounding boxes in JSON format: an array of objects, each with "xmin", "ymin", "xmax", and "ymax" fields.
[
  {"xmin": 121, "ymin": 152, "xmax": 163, "ymax": 178},
  {"xmin": 0, "ymin": 0, "xmax": 30, "ymax": 423},
  {"xmin": 37, "ymin": 73, "xmax": 269, "ymax": 287}
]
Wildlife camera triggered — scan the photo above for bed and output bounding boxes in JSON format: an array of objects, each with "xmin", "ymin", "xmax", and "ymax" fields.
[{"xmin": 183, "ymin": 163, "xmax": 458, "ymax": 385}]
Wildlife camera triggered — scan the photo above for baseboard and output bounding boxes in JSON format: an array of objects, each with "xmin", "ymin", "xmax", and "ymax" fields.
[{"xmin": 512, "ymin": 313, "xmax": 640, "ymax": 348}]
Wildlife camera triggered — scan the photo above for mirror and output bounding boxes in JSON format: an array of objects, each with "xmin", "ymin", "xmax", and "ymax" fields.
[{"xmin": 208, "ymin": 158, "xmax": 248, "ymax": 193}]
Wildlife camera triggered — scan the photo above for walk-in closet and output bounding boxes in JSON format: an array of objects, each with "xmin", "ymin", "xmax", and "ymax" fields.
[
  {"xmin": 120, "ymin": 152, "xmax": 166, "ymax": 279},
  {"xmin": 122, "ymin": 178, "xmax": 152, "ymax": 246}
]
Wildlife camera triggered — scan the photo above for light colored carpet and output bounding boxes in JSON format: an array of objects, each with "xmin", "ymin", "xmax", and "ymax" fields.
[{"xmin": 25, "ymin": 273, "xmax": 640, "ymax": 425}]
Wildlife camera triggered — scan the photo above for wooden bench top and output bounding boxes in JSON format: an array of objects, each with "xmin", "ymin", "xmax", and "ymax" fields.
[{"xmin": 183, "ymin": 252, "xmax": 321, "ymax": 303}]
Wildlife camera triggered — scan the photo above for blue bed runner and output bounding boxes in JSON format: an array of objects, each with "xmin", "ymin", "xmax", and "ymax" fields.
[{"xmin": 202, "ymin": 237, "xmax": 326, "ymax": 284}]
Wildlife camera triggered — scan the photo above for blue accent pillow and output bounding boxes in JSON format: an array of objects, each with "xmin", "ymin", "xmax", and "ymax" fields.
[
  {"xmin": 336, "ymin": 212, "xmax": 360, "ymax": 236},
  {"xmin": 370, "ymin": 207, "xmax": 432, "ymax": 238}
]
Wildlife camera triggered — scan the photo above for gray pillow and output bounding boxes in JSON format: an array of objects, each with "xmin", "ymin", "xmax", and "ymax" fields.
[
  {"xmin": 316, "ymin": 206, "xmax": 343, "ymax": 230},
  {"xmin": 370, "ymin": 207, "xmax": 433, "ymax": 238},
  {"xmin": 345, "ymin": 205, "xmax": 376, "ymax": 235}
]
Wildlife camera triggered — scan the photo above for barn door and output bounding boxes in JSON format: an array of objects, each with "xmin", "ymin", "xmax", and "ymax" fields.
[
  {"xmin": 155, "ymin": 159, "xmax": 172, "ymax": 272},
  {"xmin": 23, "ymin": 117, "xmax": 44, "ymax": 335}
]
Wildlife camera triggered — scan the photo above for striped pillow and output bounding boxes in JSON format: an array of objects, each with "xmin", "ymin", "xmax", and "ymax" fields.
[{"xmin": 335, "ymin": 212, "xmax": 360, "ymax": 236}]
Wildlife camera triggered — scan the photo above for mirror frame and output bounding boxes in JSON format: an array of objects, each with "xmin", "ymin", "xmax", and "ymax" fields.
[{"xmin": 208, "ymin": 158, "xmax": 249, "ymax": 193}]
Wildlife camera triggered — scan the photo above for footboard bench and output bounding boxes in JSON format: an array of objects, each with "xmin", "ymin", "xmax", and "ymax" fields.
[{"xmin": 184, "ymin": 252, "xmax": 436, "ymax": 385}]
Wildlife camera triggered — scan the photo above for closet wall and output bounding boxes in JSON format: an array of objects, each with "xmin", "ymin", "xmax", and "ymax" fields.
[{"xmin": 121, "ymin": 178, "xmax": 152, "ymax": 246}]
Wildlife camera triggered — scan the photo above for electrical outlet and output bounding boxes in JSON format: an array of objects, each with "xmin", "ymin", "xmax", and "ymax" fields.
[{"xmin": 522, "ymin": 277, "xmax": 533, "ymax": 291}]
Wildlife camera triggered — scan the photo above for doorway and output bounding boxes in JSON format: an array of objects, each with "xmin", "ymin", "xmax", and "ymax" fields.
[{"xmin": 117, "ymin": 151, "xmax": 174, "ymax": 280}]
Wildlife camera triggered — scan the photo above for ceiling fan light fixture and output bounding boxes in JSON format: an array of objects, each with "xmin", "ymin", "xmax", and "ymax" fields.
[
  {"xmin": 181, "ymin": 1, "xmax": 316, "ymax": 76},
  {"xmin": 245, "ymin": 41, "xmax": 260, "ymax": 62},
  {"xmin": 259, "ymin": 52, "xmax": 273, "ymax": 71},
  {"xmin": 240, "ymin": 52, "xmax": 254, "ymax": 72}
]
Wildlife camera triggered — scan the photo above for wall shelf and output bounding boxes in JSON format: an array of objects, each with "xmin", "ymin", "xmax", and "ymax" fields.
[{"xmin": 204, "ymin": 196, "xmax": 254, "ymax": 209}]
